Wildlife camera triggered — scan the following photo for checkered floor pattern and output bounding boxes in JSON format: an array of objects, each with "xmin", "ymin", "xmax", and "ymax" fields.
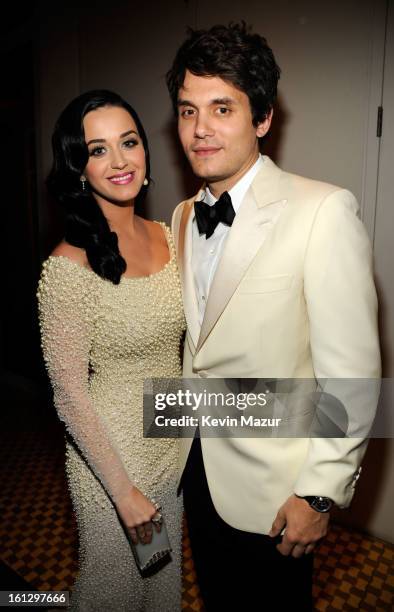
[{"xmin": 0, "ymin": 426, "xmax": 393, "ymax": 611}]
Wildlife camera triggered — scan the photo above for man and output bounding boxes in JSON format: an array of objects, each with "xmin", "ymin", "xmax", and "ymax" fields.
[{"xmin": 166, "ymin": 23, "xmax": 380, "ymax": 610}]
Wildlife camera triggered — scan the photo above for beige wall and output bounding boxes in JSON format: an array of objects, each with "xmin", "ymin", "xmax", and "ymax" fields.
[
  {"xmin": 38, "ymin": 0, "xmax": 386, "ymax": 225},
  {"xmin": 36, "ymin": 0, "xmax": 393, "ymax": 542}
]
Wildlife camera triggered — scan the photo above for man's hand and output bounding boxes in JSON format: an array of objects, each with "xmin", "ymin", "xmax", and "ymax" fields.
[{"xmin": 268, "ymin": 494, "xmax": 330, "ymax": 558}]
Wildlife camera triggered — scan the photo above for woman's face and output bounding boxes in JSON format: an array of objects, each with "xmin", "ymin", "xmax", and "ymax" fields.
[{"xmin": 82, "ymin": 105, "xmax": 146, "ymax": 206}]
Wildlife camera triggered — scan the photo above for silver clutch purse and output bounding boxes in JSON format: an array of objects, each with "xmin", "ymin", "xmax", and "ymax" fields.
[{"xmin": 127, "ymin": 517, "xmax": 172, "ymax": 573}]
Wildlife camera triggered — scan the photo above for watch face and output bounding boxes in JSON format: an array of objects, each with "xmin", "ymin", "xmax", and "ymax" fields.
[{"xmin": 310, "ymin": 497, "xmax": 332, "ymax": 512}]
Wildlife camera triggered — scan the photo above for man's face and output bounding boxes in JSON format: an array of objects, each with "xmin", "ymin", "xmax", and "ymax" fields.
[{"xmin": 177, "ymin": 70, "xmax": 272, "ymax": 195}]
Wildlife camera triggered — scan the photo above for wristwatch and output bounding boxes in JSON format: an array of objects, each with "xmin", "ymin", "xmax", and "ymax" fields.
[{"xmin": 296, "ymin": 495, "xmax": 333, "ymax": 513}]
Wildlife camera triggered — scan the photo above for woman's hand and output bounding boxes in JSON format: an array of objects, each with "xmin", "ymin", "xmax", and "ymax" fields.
[{"xmin": 116, "ymin": 487, "xmax": 161, "ymax": 545}]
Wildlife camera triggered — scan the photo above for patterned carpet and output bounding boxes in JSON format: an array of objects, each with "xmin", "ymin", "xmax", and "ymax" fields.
[{"xmin": 0, "ymin": 426, "xmax": 393, "ymax": 611}]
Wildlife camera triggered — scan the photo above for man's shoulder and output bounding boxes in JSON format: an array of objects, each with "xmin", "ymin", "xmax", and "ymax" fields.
[
  {"xmin": 283, "ymin": 169, "xmax": 343, "ymax": 198},
  {"xmin": 257, "ymin": 157, "xmax": 357, "ymax": 210}
]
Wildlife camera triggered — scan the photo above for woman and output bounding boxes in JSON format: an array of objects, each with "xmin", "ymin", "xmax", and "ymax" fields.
[{"xmin": 37, "ymin": 90, "xmax": 185, "ymax": 611}]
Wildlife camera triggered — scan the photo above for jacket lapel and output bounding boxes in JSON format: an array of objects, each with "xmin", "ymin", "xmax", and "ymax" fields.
[{"xmin": 196, "ymin": 157, "xmax": 287, "ymax": 353}]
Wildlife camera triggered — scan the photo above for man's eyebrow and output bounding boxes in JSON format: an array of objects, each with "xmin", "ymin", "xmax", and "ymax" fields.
[
  {"xmin": 177, "ymin": 99, "xmax": 195, "ymax": 107},
  {"xmin": 177, "ymin": 97, "xmax": 236, "ymax": 108},
  {"xmin": 86, "ymin": 129, "xmax": 138, "ymax": 146},
  {"xmin": 211, "ymin": 97, "xmax": 236, "ymax": 106}
]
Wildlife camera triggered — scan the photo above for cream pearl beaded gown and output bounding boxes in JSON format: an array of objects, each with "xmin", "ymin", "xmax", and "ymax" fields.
[{"xmin": 37, "ymin": 224, "xmax": 185, "ymax": 612}]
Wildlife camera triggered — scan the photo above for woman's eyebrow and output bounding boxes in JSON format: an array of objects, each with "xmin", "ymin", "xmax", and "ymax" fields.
[{"xmin": 86, "ymin": 130, "xmax": 138, "ymax": 146}]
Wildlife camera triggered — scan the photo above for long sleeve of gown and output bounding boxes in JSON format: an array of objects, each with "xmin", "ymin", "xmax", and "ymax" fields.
[{"xmin": 37, "ymin": 256, "xmax": 134, "ymax": 504}]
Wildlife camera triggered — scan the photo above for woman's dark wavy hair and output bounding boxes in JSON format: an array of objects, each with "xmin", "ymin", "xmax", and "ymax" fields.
[
  {"xmin": 166, "ymin": 22, "xmax": 280, "ymax": 125},
  {"xmin": 47, "ymin": 89, "xmax": 150, "ymax": 284}
]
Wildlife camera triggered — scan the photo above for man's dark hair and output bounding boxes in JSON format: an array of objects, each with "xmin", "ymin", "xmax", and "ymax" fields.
[{"xmin": 166, "ymin": 22, "xmax": 280, "ymax": 126}]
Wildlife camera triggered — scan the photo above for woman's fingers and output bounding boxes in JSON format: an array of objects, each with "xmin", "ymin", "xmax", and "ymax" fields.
[
  {"xmin": 120, "ymin": 490, "xmax": 162, "ymax": 544},
  {"xmin": 129, "ymin": 527, "xmax": 138, "ymax": 545},
  {"xmin": 130, "ymin": 520, "xmax": 156, "ymax": 545},
  {"xmin": 144, "ymin": 522, "xmax": 153, "ymax": 542}
]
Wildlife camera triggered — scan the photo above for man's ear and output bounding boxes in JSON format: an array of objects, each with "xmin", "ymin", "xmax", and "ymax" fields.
[{"xmin": 256, "ymin": 108, "xmax": 273, "ymax": 138}]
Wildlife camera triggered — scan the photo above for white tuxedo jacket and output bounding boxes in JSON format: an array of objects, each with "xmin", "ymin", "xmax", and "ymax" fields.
[{"xmin": 171, "ymin": 156, "xmax": 381, "ymax": 534}]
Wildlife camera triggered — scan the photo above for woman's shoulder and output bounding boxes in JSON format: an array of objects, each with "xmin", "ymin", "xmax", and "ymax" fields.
[
  {"xmin": 45, "ymin": 241, "xmax": 93, "ymax": 276},
  {"xmin": 145, "ymin": 218, "xmax": 177, "ymax": 258},
  {"xmin": 136, "ymin": 217, "xmax": 173, "ymax": 249},
  {"xmin": 50, "ymin": 241, "xmax": 89, "ymax": 266},
  {"xmin": 38, "ymin": 242, "xmax": 96, "ymax": 298},
  {"xmin": 139, "ymin": 216, "xmax": 165, "ymax": 233},
  {"xmin": 143, "ymin": 217, "xmax": 174, "ymax": 240}
]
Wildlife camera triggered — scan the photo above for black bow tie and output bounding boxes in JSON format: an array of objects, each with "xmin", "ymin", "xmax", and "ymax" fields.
[{"xmin": 194, "ymin": 191, "xmax": 235, "ymax": 239}]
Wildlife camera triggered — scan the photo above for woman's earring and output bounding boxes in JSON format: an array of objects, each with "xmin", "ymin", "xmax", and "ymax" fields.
[
  {"xmin": 143, "ymin": 178, "xmax": 149, "ymax": 186},
  {"xmin": 80, "ymin": 176, "xmax": 87, "ymax": 191}
]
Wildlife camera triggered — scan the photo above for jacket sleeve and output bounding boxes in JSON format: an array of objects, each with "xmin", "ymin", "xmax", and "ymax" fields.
[{"xmin": 293, "ymin": 188, "xmax": 381, "ymax": 507}]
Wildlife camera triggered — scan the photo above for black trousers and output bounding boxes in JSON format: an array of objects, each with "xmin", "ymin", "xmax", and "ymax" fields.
[{"xmin": 182, "ymin": 437, "xmax": 314, "ymax": 611}]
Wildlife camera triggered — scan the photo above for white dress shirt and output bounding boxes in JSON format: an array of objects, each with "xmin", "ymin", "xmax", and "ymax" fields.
[{"xmin": 192, "ymin": 155, "xmax": 263, "ymax": 325}]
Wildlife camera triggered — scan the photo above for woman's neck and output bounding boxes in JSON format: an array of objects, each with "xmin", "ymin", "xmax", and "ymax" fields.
[{"xmin": 97, "ymin": 198, "xmax": 137, "ymax": 235}]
